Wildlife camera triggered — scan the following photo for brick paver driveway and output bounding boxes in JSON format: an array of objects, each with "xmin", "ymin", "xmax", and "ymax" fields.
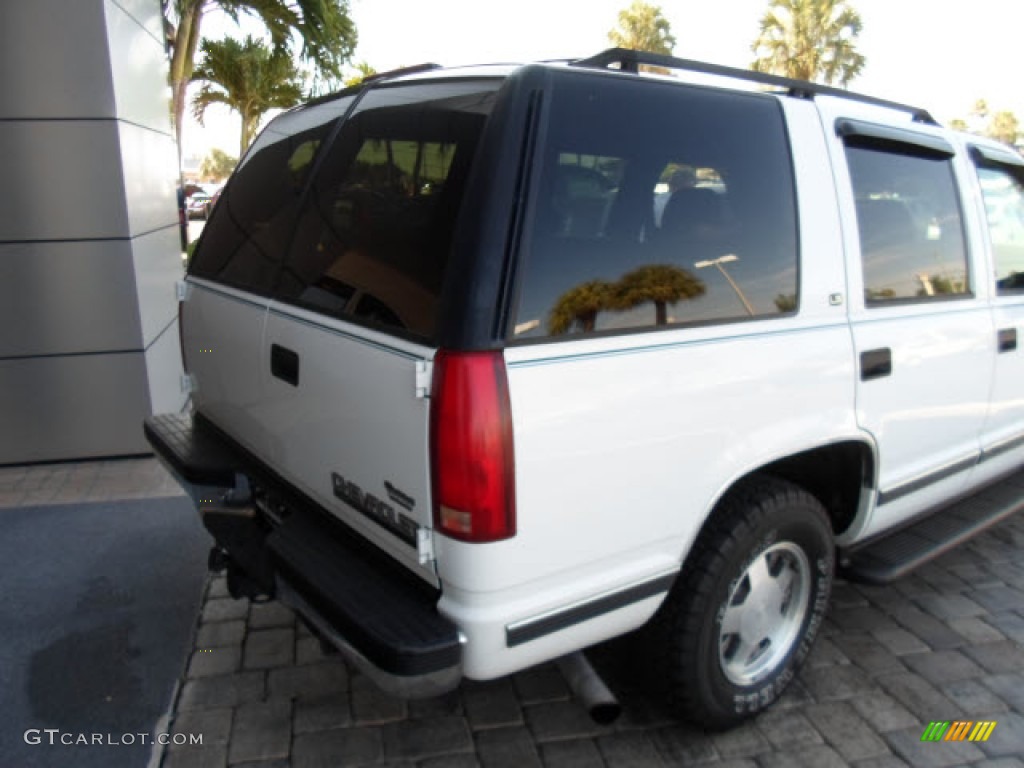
[{"xmin": 162, "ymin": 514, "xmax": 1024, "ymax": 767}]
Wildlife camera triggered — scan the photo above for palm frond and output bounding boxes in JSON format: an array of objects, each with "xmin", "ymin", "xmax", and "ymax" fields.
[{"xmin": 751, "ymin": 0, "xmax": 865, "ymax": 86}]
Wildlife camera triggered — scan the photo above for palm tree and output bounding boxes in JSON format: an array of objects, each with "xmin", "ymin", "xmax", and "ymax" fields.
[
  {"xmin": 988, "ymin": 111, "xmax": 1021, "ymax": 147},
  {"xmin": 548, "ymin": 281, "xmax": 615, "ymax": 335},
  {"xmin": 750, "ymin": 0, "xmax": 866, "ymax": 87},
  {"xmin": 191, "ymin": 36, "xmax": 304, "ymax": 156},
  {"xmin": 608, "ymin": 1, "xmax": 676, "ymax": 55},
  {"xmin": 163, "ymin": 0, "xmax": 356, "ymax": 154},
  {"xmin": 199, "ymin": 148, "xmax": 238, "ymax": 182},
  {"xmin": 343, "ymin": 61, "xmax": 378, "ymax": 88},
  {"xmin": 612, "ymin": 265, "xmax": 705, "ymax": 326}
]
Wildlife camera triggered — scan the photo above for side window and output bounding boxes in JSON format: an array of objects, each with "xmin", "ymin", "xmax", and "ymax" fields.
[
  {"xmin": 188, "ymin": 98, "xmax": 353, "ymax": 294},
  {"xmin": 513, "ymin": 73, "xmax": 798, "ymax": 340},
  {"xmin": 975, "ymin": 164, "xmax": 1024, "ymax": 293},
  {"xmin": 844, "ymin": 141, "xmax": 969, "ymax": 303},
  {"xmin": 277, "ymin": 81, "xmax": 501, "ymax": 340}
]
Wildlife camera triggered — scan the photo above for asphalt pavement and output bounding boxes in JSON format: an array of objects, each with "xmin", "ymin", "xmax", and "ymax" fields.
[{"xmin": 0, "ymin": 497, "xmax": 209, "ymax": 768}]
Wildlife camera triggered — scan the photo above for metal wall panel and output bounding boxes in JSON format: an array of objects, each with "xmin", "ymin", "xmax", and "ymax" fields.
[
  {"xmin": 0, "ymin": 0, "xmax": 185, "ymax": 463},
  {"xmin": 130, "ymin": 226, "xmax": 183, "ymax": 348},
  {"xmin": 0, "ymin": 121, "xmax": 129, "ymax": 241},
  {"xmin": 107, "ymin": 0, "xmax": 165, "ymax": 56},
  {"xmin": 0, "ymin": 353, "xmax": 151, "ymax": 464},
  {"xmin": 0, "ymin": 0, "xmax": 114, "ymax": 119},
  {"xmin": 0, "ymin": 240, "xmax": 142, "ymax": 357},
  {"xmin": 105, "ymin": 0, "xmax": 175, "ymax": 134},
  {"xmin": 145, "ymin": 316, "xmax": 187, "ymax": 417},
  {"xmin": 119, "ymin": 122, "xmax": 179, "ymax": 237}
]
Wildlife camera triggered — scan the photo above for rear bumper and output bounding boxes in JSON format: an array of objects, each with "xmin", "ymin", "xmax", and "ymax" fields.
[{"xmin": 143, "ymin": 412, "xmax": 462, "ymax": 697}]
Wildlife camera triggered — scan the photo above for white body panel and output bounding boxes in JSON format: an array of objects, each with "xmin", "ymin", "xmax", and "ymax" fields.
[
  {"xmin": 442, "ymin": 321, "xmax": 856, "ymax": 678},
  {"xmin": 184, "ymin": 280, "xmax": 271, "ymax": 459},
  {"xmin": 260, "ymin": 302, "xmax": 438, "ymax": 584}
]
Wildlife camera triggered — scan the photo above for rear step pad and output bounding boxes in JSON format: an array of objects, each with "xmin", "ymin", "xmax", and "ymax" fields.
[
  {"xmin": 143, "ymin": 413, "xmax": 237, "ymax": 486},
  {"xmin": 841, "ymin": 469, "xmax": 1024, "ymax": 585},
  {"xmin": 267, "ymin": 512, "xmax": 460, "ymax": 677}
]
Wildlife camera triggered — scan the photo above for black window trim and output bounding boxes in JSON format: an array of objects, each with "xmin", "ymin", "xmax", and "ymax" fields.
[
  {"xmin": 969, "ymin": 143, "xmax": 1024, "ymax": 169},
  {"xmin": 837, "ymin": 118, "xmax": 954, "ymax": 159}
]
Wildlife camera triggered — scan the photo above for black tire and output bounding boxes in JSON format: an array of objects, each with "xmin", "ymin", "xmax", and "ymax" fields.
[{"xmin": 652, "ymin": 475, "xmax": 833, "ymax": 729}]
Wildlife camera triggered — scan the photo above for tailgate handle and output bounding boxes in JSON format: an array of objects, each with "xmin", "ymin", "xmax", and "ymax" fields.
[
  {"xmin": 999, "ymin": 327, "xmax": 1017, "ymax": 353},
  {"xmin": 860, "ymin": 347, "xmax": 892, "ymax": 381},
  {"xmin": 271, "ymin": 344, "xmax": 299, "ymax": 386}
]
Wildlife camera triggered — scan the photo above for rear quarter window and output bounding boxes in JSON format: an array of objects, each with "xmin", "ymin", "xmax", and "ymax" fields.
[
  {"xmin": 513, "ymin": 72, "xmax": 798, "ymax": 340},
  {"xmin": 188, "ymin": 98, "xmax": 353, "ymax": 294},
  {"xmin": 275, "ymin": 80, "xmax": 502, "ymax": 340}
]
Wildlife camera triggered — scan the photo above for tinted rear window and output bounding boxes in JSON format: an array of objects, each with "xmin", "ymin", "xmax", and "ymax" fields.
[
  {"xmin": 189, "ymin": 98, "xmax": 353, "ymax": 293},
  {"xmin": 513, "ymin": 72, "xmax": 798, "ymax": 339},
  {"xmin": 276, "ymin": 80, "xmax": 501, "ymax": 340}
]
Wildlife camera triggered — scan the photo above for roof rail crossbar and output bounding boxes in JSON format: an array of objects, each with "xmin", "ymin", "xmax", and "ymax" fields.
[
  {"xmin": 364, "ymin": 62, "xmax": 442, "ymax": 84},
  {"xmin": 571, "ymin": 48, "xmax": 936, "ymax": 126},
  {"xmin": 298, "ymin": 62, "xmax": 444, "ymax": 109}
]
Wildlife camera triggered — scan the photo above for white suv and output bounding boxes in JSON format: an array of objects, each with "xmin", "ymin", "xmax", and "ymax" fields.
[{"xmin": 146, "ymin": 49, "xmax": 1024, "ymax": 728}]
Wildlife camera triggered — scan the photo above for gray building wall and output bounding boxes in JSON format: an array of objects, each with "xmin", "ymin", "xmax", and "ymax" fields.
[{"xmin": 0, "ymin": 0, "xmax": 186, "ymax": 464}]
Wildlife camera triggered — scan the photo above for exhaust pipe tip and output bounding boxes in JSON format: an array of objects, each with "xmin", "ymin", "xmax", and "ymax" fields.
[{"xmin": 557, "ymin": 651, "xmax": 622, "ymax": 725}]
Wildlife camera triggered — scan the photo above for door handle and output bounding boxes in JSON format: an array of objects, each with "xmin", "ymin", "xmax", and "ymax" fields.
[
  {"xmin": 998, "ymin": 327, "xmax": 1017, "ymax": 353},
  {"xmin": 860, "ymin": 347, "xmax": 892, "ymax": 381},
  {"xmin": 271, "ymin": 344, "xmax": 299, "ymax": 386}
]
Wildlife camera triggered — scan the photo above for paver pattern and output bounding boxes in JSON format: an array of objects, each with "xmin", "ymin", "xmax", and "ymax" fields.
[
  {"xmin": 4, "ymin": 459, "xmax": 1022, "ymax": 765},
  {"xmin": 165, "ymin": 513, "xmax": 1024, "ymax": 766}
]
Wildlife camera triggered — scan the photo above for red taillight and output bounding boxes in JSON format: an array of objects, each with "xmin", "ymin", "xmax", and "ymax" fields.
[{"xmin": 430, "ymin": 350, "xmax": 516, "ymax": 542}]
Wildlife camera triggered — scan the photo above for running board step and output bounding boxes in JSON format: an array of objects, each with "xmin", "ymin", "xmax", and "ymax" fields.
[
  {"xmin": 143, "ymin": 413, "xmax": 238, "ymax": 486},
  {"xmin": 841, "ymin": 470, "xmax": 1024, "ymax": 585},
  {"xmin": 267, "ymin": 512, "xmax": 460, "ymax": 677}
]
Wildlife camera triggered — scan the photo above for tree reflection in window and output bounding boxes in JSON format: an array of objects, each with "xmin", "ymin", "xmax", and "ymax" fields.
[
  {"xmin": 548, "ymin": 265, "xmax": 706, "ymax": 335},
  {"xmin": 613, "ymin": 265, "xmax": 706, "ymax": 326},
  {"xmin": 548, "ymin": 280, "xmax": 615, "ymax": 335}
]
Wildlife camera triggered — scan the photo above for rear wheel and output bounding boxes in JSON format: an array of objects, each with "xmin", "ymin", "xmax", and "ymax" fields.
[{"xmin": 653, "ymin": 476, "xmax": 833, "ymax": 728}]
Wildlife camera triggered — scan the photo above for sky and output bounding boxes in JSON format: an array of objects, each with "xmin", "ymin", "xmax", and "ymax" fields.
[{"xmin": 183, "ymin": 0, "xmax": 1024, "ymax": 161}]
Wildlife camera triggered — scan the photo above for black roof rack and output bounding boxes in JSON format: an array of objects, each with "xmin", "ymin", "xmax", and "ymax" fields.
[
  {"xmin": 571, "ymin": 48, "xmax": 937, "ymax": 126},
  {"xmin": 301, "ymin": 62, "xmax": 443, "ymax": 108},
  {"xmin": 363, "ymin": 62, "xmax": 442, "ymax": 84}
]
